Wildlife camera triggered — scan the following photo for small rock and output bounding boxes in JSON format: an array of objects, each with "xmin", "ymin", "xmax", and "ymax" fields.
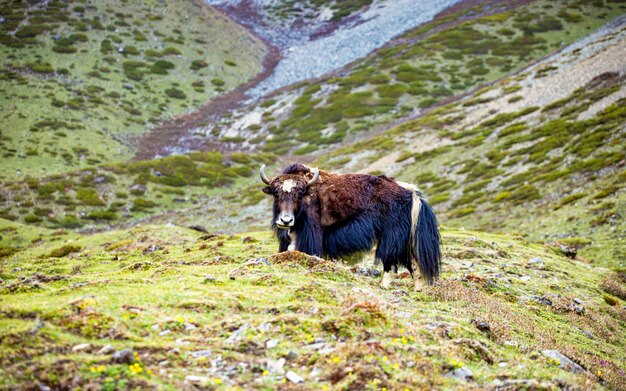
[
  {"xmin": 72, "ymin": 343, "xmax": 91, "ymax": 352},
  {"xmin": 123, "ymin": 83, "xmax": 133, "ymax": 90},
  {"xmin": 573, "ymin": 304, "xmax": 584, "ymax": 315},
  {"xmin": 445, "ymin": 367, "xmax": 473, "ymax": 381},
  {"xmin": 227, "ymin": 324, "xmax": 249, "ymax": 343},
  {"xmin": 267, "ymin": 358, "xmax": 286, "ymax": 374},
  {"xmin": 98, "ymin": 345, "xmax": 115, "ymax": 355},
  {"xmin": 286, "ymin": 370, "xmax": 304, "ymax": 383},
  {"xmin": 111, "ymin": 349, "xmax": 134, "ymax": 364},
  {"xmin": 266, "ymin": 339, "xmax": 278, "ymax": 348},
  {"xmin": 394, "ymin": 311, "xmax": 412, "ymax": 319},
  {"xmin": 304, "ymin": 342, "xmax": 326, "ymax": 350},
  {"xmin": 528, "ymin": 257, "xmax": 544, "ymax": 265},
  {"xmin": 258, "ymin": 322, "xmax": 272, "ymax": 332},
  {"xmin": 573, "ymin": 298, "xmax": 583, "ymax": 304},
  {"xmin": 190, "ymin": 350, "xmax": 211, "ymax": 358},
  {"xmin": 560, "ymin": 245, "xmax": 577, "ymax": 259},
  {"xmin": 185, "ymin": 323, "xmax": 197, "ymax": 331},
  {"xmin": 519, "ymin": 275, "xmax": 531, "ymax": 282},
  {"xmin": 159, "ymin": 360, "xmax": 169, "ymax": 366},
  {"xmin": 142, "ymin": 244, "xmax": 162, "ymax": 254},
  {"xmin": 36, "ymin": 384, "xmax": 51, "ymax": 391},
  {"xmin": 12, "ymin": 267, "xmax": 22, "ymax": 272},
  {"xmin": 541, "ymin": 350, "xmax": 585, "ymax": 373},
  {"xmin": 188, "ymin": 225, "xmax": 208, "ymax": 233},
  {"xmin": 130, "ymin": 183, "xmax": 145, "ymax": 193},
  {"xmin": 473, "ymin": 320, "xmax": 491, "ymax": 333},
  {"xmin": 286, "ymin": 351, "xmax": 299, "ymax": 360},
  {"xmin": 351, "ymin": 267, "xmax": 381, "ymax": 278},
  {"xmin": 186, "ymin": 375, "xmax": 211, "ymax": 384},
  {"xmin": 203, "ymin": 275, "xmax": 216, "ymax": 283},
  {"xmin": 29, "ymin": 321, "xmax": 45, "ymax": 335},
  {"xmin": 533, "ymin": 296, "xmax": 552, "ymax": 306},
  {"xmin": 159, "ymin": 329, "xmax": 172, "ymax": 336}
]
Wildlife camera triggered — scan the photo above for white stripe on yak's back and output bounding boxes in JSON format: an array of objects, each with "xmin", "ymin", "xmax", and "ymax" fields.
[
  {"xmin": 397, "ymin": 178, "xmax": 424, "ymax": 288},
  {"xmin": 395, "ymin": 181, "xmax": 420, "ymax": 192},
  {"xmin": 282, "ymin": 179, "xmax": 297, "ymax": 192}
]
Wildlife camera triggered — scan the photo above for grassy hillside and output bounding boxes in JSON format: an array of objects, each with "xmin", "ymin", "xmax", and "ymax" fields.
[
  {"xmin": 0, "ymin": 0, "xmax": 266, "ymax": 178},
  {"xmin": 0, "ymin": 224, "xmax": 624, "ymax": 389},
  {"xmin": 207, "ymin": 0, "xmax": 625, "ymax": 155},
  {"xmin": 0, "ymin": 151, "xmax": 274, "ymax": 240},
  {"xmin": 314, "ymin": 24, "xmax": 626, "ymax": 269}
]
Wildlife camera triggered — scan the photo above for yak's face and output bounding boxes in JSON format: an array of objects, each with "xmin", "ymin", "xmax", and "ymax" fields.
[
  {"xmin": 260, "ymin": 165, "xmax": 319, "ymax": 229},
  {"xmin": 263, "ymin": 175, "xmax": 308, "ymax": 229}
]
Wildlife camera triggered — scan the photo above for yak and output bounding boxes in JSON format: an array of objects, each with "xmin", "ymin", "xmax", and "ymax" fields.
[{"xmin": 260, "ymin": 163, "xmax": 441, "ymax": 290}]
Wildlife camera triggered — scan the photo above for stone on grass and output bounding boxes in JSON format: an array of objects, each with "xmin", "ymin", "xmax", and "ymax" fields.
[
  {"xmin": 190, "ymin": 350, "xmax": 212, "ymax": 358},
  {"xmin": 286, "ymin": 370, "xmax": 304, "ymax": 383},
  {"xmin": 445, "ymin": 367, "xmax": 473, "ymax": 381},
  {"xmin": 98, "ymin": 345, "xmax": 115, "ymax": 355},
  {"xmin": 72, "ymin": 343, "xmax": 91, "ymax": 352},
  {"xmin": 186, "ymin": 375, "xmax": 211, "ymax": 384},
  {"xmin": 267, "ymin": 358, "xmax": 286, "ymax": 374},
  {"xmin": 541, "ymin": 350, "xmax": 585, "ymax": 373},
  {"xmin": 111, "ymin": 349, "xmax": 134, "ymax": 364}
]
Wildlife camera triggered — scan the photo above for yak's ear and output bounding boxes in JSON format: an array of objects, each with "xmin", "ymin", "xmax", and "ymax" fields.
[{"xmin": 262, "ymin": 186, "xmax": 273, "ymax": 195}]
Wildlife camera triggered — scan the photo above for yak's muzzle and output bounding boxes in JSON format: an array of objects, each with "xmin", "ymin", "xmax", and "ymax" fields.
[{"xmin": 276, "ymin": 213, "xmax": 294, "ymax": 229}]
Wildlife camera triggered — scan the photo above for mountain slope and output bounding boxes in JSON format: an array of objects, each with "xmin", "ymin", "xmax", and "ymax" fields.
[
  {"xmin": 314, "ymin": 16, "xmax": 626, "ymax": 268},
  {"xmin": 193, "ymin": 0, "xmax": 624, "ymax": 158},
  {"xmin": 0, "ymin": 0, "xmax": 266, "ymax": 178}
]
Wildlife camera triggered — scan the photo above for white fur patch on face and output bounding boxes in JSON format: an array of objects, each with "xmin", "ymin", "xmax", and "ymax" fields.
[{"xmin": 282, "ymin": 179, "xmax": 297, "ymax": 193}]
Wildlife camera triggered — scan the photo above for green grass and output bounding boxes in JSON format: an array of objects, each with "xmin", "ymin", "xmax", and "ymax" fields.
[
  {"xmin": 0, "ymin": 0, "xmax": 266, "ymax": 178},
  {"xmin": 0, "ymin": 151, "xmax": 275, "ymax": 231},
  {"xmin": 0, "ymin": 224, "xmax": 624, "ymax": 389}
]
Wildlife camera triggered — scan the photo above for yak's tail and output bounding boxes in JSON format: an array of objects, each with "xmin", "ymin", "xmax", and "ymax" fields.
[{"xmin": 409, "ymin": 192, "xmax": 441, "ymax": 285}]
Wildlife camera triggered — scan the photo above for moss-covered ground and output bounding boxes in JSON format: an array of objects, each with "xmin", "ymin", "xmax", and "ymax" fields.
[{"xmin": 0, "ymin": 224, "xmax": 624, "ymax": 389}]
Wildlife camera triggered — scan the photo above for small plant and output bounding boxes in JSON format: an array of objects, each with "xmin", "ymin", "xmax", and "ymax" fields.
[{"xmin": 48, "ymin": 245, "xmax": 82, "ymax": 258}]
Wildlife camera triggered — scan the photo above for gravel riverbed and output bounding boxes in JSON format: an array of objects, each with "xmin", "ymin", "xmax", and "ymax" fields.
[{"xmin": 207, "ymin": 0, "xmax": 461, "ymax": 99}]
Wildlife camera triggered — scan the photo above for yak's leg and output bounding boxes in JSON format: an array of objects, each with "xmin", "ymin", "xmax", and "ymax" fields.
[
  {"xmin": 288, "ymin": 231, "xmax": 297, "ymax": 251},
  {"xmin": 381, "ymin": 268, "xmax": 394, "ymax": 288},
  {"xmin": 295, "ymin": 211, "xmax": 323, "ymax": 256},
  {"xmin": 411, "ymin": 256, "xmax": 424, "ymax": 292},
  {"xmin": 277, "ymin": 229, "xmax": 290, "ymax": 252},
  {"xmin": 376, "ymin": 219, "xmax": 409, "ymax": 289}
]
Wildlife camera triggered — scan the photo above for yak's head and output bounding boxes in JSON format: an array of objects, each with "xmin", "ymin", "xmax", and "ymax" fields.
[{"xmin": 260, "ymin": 164, "xmax": 319, "ymax": 229}]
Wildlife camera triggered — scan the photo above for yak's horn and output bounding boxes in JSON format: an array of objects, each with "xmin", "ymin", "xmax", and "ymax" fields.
[
  {"xmin": 260, "ymin": 164, "xmax": 271, "ymax": 184},
  {"xmin": 307, "ymin": 167, "xmax": 320, "ymax": 187}
]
